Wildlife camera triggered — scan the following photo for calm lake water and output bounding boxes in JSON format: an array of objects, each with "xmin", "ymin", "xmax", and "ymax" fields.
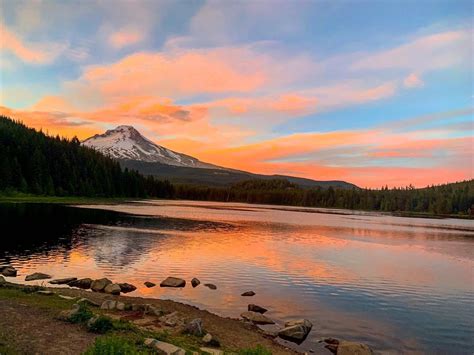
[{"xmin": 1, "ymin": 201, "xmax": 473, "ymax": 353}]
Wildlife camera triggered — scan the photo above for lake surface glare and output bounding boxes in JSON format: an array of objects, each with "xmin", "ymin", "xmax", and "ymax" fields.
[{"xmin": 1, "ymin": 200, "xmax": 473, "ymax": 354}]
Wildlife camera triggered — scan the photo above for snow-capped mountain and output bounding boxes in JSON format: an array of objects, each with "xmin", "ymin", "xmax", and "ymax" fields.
[{"xmin": 82, "ymin": 125, "xmax": 218, "ymax": 169}]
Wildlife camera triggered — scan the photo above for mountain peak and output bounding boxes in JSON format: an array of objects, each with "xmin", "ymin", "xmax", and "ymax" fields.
[{"xmin": 82, "ymin": 125, "xmax": 218, "ymax": 169}]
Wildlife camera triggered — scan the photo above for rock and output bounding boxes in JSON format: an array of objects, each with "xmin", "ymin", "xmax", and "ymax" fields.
[
  {"xmin": 68, "ymin": 278, "xmax": 93, "ymax": 289},
  {"xmin": 240, "ymin": 311, "xmax": 274, "ymax": 325},
  {"xmin": 200, "ymin": 348, "xmax": 224, "ymax": 355},
  {"xmin": 100, "ymin": 300, "xmax": 117, "ymax": 310},
  {"xmin": 241, "ymin": 291, "xmax": 255, "ymax": 296},
  {"xmin": 91, "ymin": 278, "xmax": 112, "ymax": 292},
  {"xmin": 202, "ymin": 333, "xmax": 220, "ymax": 347},
  {"xmin": 325, "ymin": 344, "xmax": 338, "ymax": 354},
  {"xmin": 36, "ymin": 290, "xmax": 54, "ymax": 295},
  {"xmin": 159, "ymin": 311, "xmax": 183, "ymax": 327},
  {"xmin": 184, "ymin": 318, "xmax": 204, "ymax": 336},
  {"xmin": 204, "ymin": 283, "xmax": 217, "ymax": 290},
  {"xmin": 58, "ymin": 295, "xmax": 76, "ymax": 300},
  {"xmin": 262, "ymin": 329, "xmax": 278, "ymax": 338},
  {"xmin": 77, "ymin": 298, "xmax": 101, "ymax": 307},
  {"xmin": 144, "ymin": 281, "xmax": 156, "ymax": 288},
  {"xmin": 1, "ymin": 266, "xmax": 17, "ymax": 277},
  {"xmin": 248, "ymin": 304, "xmax": 267, "ymax": 313},
  {"xmin": 144, "ymin": 338, "xmax": 186, "ymax": 355},
  {"xmin": 58, "ymin": 304, "xmax": 80, "ymax": 321},
  {"xmin": 160, "ymin": 277, "xmax": 186, "ymax": 288},
  {"xmin": 131, "ymin": 303, "xmax": 147, "ymax": 312},
  {"xmin": 191, "ymin": 278, "xmax": 200, "ymax": 288},
  {"xmin": 104, "ymin": 283, "xmax": 121, "ymax": 295},
  {"xmin": 25, "ymin": 272, "xmax": 52, "ymax": 281},
  {"xmin": 118, "ymin": 282, "xmax": 137, "ymax": 293},
  {"xmin": 116, "ymin": 302, "xmax": 126, "ymax": 311},
  {"xmin": 0, "ymin": 276, "xmax": 5, "ymax": 284},
  {"xmin": 337, "ymin": 341, "xmax": 374, "ymax": 355},
  {"xmin": 278, "ymin": 319, "xmax": 313, "ymax": 344},
  {"xmin": 324, "ymin": 338, "xmax": 340, "ymax": 345},
  {"xmin": 49, "ymin": 277, "xmax": 77, "ymax": 285},
  {"xmin": 146, "ymin": 305, "xmax": 163, "ymax": 316}
]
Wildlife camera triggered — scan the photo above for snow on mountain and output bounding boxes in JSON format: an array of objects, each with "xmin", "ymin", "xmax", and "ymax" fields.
[{"xmin": 82, "ymin": 125, "xmax": 218, "ymax": 169}]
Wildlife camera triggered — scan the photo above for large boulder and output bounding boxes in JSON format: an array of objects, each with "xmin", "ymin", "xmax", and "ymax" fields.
[
  {"xmin": 91, "ymin": 278, "xmax": 112, "ymax": 292},
  {"xmin": 25, "ymin": 272, "xmax": 52, "ymax": 281},
  {"xmin": 68, "ymin": 278, "xmax": 93, "ymax": 289},
  {"xmin": 104, "ymin": 283, "xmax": 121, "ymax": 295},
  {"xmin": 184, "ymin": 318, "xmax": 204, "ymax": 336},
  {"xmin": 160, "ymin": 277, "xmax": 186, "ymax": 288},
  {"xmin": 1, "ymin": 266, "xmax": 17, "ymax": 277},
  {"xmin": 337, "ymin": 341, "xmax": 374, "ymax": 355},
  {"xmin": 49, "ymin": 277, "xmax": 77, "ymax": 285},
  {"xmin": 144, "ymin": 338, "xmax": 186, "ymax": 355},
  {"xmin": 118, "ymin": 283, "xmax": 137, "ymax": 293},
  {"xmin": 240, "ymin": 311, "xmax": 275, "ymax": 325},
  {"xmin": 277, "ymin": 319, "xmax": 313, "ymax": 344},
  {"xmin": 248, "ymin": 304, "xmax": 267, "ymax": 313},
  {"xmin": 191, "ymin": 278, "xmax": 200, "ymax": 288}
]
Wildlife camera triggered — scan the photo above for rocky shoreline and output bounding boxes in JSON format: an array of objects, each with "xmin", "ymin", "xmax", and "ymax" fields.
[{"xmin": 0, "ymin": 265, "xmax": 374, "ymax": 354}]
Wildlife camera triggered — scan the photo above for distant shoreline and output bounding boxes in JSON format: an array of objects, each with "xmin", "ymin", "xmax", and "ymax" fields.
[{"xmin": 0, "ymin": 194, "xmax": 473, "ymax": 220}]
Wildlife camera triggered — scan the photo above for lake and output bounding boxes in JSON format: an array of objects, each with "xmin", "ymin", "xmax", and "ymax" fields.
[{"xmin": 1, "ymin": 201, "xmax": 473, "ymax": 353}]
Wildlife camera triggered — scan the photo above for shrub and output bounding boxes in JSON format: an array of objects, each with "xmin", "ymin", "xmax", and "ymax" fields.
[
  {"xmin": 88, "ymin": 315, "xmax": 114, "ymax": 334},
  {"xmin": 69, "ymin": 303, "xmax": 93, "ymax": 323}
]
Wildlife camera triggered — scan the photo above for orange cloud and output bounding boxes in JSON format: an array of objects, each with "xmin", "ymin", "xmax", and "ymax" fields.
[
  {"xmin": 0, "ymin": 23, "xmax": 64, "ymax": 64},
  {"xmin": 403, "ymin": 73, "xmax": 424, "ymax": 88},
  {"xmin": 109, "ymin": 29, "xmax": 144, "ymax": 48}
]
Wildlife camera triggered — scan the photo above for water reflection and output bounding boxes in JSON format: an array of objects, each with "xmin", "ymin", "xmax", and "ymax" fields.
[{"xmin": 0, "ymin": 202, "xmax": 473, "ymax": 354}]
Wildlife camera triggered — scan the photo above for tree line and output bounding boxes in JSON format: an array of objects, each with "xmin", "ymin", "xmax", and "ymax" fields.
[
  {"xmin": 0, "ymin": 116, "xmax": 174, "ymax": 198},
  {"xmin": 1, "ymin": 115, "xmax": 472, "ymax": 216}
]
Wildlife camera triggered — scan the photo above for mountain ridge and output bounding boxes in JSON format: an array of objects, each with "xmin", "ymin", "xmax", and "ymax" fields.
[{"xmin": 82, "ymin": 125, "xmax": 358, "ymax": 189}]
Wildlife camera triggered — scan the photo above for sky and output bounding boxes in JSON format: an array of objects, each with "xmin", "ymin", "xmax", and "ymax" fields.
[{"xmin": 0, "ymin": 0, "xmax": 472, "ymax": 188}]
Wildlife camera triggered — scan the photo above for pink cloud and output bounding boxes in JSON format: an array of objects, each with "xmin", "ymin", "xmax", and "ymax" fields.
[
  {"xmin": 109, "ymin": 29, "xmax": 144, "ymax": 48},
  {"xmin": 0, "ymin": 23, "xmax": 65, "ymax": 64},
  {"xmin": 403, "ymin": 73, "xmax": 424, "ymax": 88}
]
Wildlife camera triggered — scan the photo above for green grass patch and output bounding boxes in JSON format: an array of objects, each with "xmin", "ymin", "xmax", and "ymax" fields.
[
  {"xmin": 0, "ymin": 286, "xmax": 75, "ymax": 311},
  {"xmin": 68, "ymin": 303, "xmax": 94, "ymax": 324},
  {"xmin": 0, "ymin": 193, "xmax": 134, "ymax": 205},
  {"xmin": 84, "ymin": 335, "xmax": 151, "ymax": 355},
  {"xmin": 237, "ymin": 345, "xmax": 272, "ymax": 355}
]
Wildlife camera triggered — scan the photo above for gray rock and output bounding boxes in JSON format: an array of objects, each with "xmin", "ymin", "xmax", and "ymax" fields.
[
  {"xmin": 76, "ymin": 298, "xmax": 101, "ymax": 307},
  {"xmin": 104, "ymin": 283, "xmax": 121, "ymax": 295},
  {"xmin": 25, "ymin": 272, "xmax": 52, "ymax": 281},
  {"xmin": 248, "ymin": 304, "xmax": 267, "ymax": 313},
  {"xmin": 118, "ymin": 282, "xmax": 137, "ymax": 293},
  {"xmin": 1, "ymin": 266, "xmax": 17, "ymax": 277},
  {"xmin": 191, "ymin": 278, "xmax": 200, "ymax": 288},
  {"xmin": 337, "ymin": 341, "xmax": 374, "ymax": 355},
  {"xmin": 91, "ymin": 278, "xmax": 112, "ymax": 292},
  {"xmin": 116, "ymin": 302, "xmax": 126, "ymax": 311},
  {"xmin": 58, "ymin": 304, "xmax": 80, "ymax": 321},
  {"xmin": 101, "ymin": 300, "xmax": 117, "ymax": 310},
  {"xmin": 202, "ymin": 333, "xmax": 220, "ymax": 347},
  {"xmin": 159, "ymin": 311, "xmax": 183, "ymax": 327},
  {"xmin": 240, "ymin": 311, "xmax": 274, "ymax": 325},
  {"xmin": 200, "ymin": 348, "xmax": 223, "ymax": 355},
  {"xmin": 146, "ymin": 305, "xmax": 163, "ymax": 316},
  {"xmin": 58, "ymin": 295, "xmax": 76, "ymax": 300},
  {"xmin": 241, "ymin": 291, "xmax": 255, "ymax": 296},
  {"xmin": 36, "ymin": 290, "xmax": 54, "ymax": 295},
  {"xmin": 132, "ymin": 304, "xmax": 148, "ymax": 312},
  {"xmin": 160, "ymin": 277, "xmax": 186, "ymax": 288},
  {"xmin": 184, "ymin": 318, "xmax": 204, "ymax": 336},
  {"xmin": 204, "ymin": 283, "xmax": 217, "ymax": 290},
  {"xmin": 68, "ymin": 278, "xmax": 93, "ymax": 289},
  {"xmin": 144, "ymin": 338, "xmax": 186, "ymax": 355},
  {"xmin": 49, "ymin": 277, "xmax": 77, "ymax": 285},
  {"xmin": 144, "ymin": 281, "xmax": 156, "ymax": 288},
  {"xmin": 278, "ymin": 319, "xmax": 313, "ymax": 344}
]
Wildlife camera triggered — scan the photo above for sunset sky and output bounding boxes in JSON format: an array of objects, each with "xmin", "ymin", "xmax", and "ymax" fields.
[{"xmin": 0, "ymin": 0, "xmax": 472, "ymax": 188}]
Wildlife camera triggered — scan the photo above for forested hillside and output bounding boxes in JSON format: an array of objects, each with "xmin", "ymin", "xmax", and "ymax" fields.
[
  {"xmin": 175, "ymin": 179, "xmax": 474, "ymax": 216},
  {"xmin": 0, "ymin": 116, "xmax": 174, "ymax": 197}
]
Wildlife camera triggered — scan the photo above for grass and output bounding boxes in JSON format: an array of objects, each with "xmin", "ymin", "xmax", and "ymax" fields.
[
  {"xmin": 238, "ymin": 345, "xmax": 272, "ymax": 355},
  {"xmin": 84, "ymin": 335, "xmax": 151, "ymax": 355},
  {"xmin": 0, "ymin": 286, "xmax": 76, "ymax": 311},
  {"xmin": 0, "ymin": 192, "xmax": 135, "ymax": 205}
]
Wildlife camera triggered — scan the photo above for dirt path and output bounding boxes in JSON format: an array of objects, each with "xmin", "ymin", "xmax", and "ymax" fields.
[{"xmin": 0, "ymin": 298, "xmax": 97, "ymax": 354}]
